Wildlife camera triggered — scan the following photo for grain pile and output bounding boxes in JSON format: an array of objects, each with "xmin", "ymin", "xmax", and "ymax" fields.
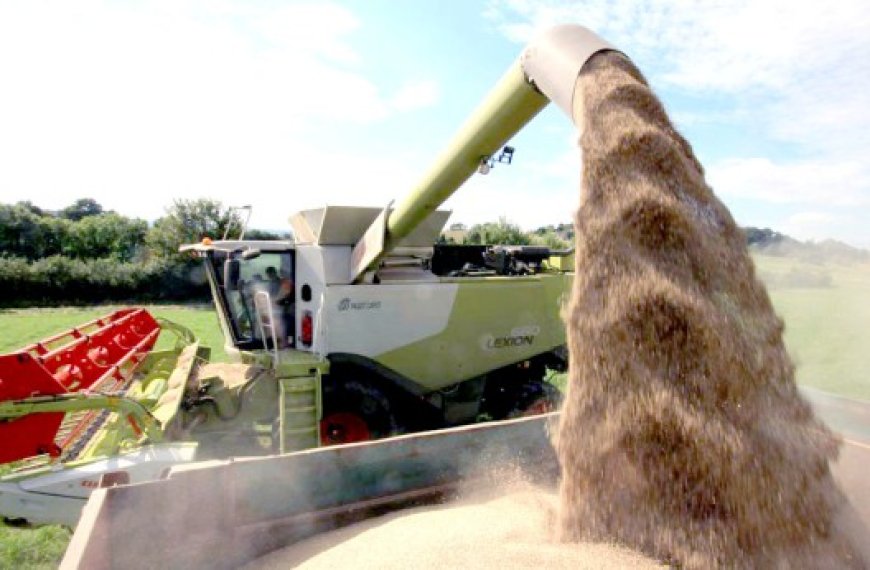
[
  {"xmin": 557, "ymin": 50, "xmax": 866, "ymax": 567},
  {"xmin": 243, "ymin": 483, "xmax": 663, "ymax": 570}
]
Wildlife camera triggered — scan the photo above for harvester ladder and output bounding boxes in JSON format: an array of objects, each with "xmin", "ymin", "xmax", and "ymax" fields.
[
  {"xmin": 253, "ymin": 291, "xmax": 280, "ymax": 366},
  {"xmin": 278, "ymin": 370, "xmax": 322, "ymax": 453}
]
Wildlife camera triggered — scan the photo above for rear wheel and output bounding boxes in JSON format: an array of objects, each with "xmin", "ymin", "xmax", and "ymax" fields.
[
  {"xmin": 320, "ymin": 412, "xmax": 372, "ymax": 443},
  {"xmin": 320, "ymin": 380, "xmax": 397, "ymax": 445},
  {"xmin": 508, "ymin": 381, "xmax": 562, "ymax": 417}
]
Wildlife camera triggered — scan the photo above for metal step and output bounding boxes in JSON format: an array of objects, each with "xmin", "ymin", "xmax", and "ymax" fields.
[{"xmin": 278, "ymin": 373, "xmax": 321, "ymax": 452}]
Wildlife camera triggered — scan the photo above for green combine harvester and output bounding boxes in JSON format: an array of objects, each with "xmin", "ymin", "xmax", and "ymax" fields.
[{"xmin": 1, "ymin": 24, "xmax": 623, "ymax": 530}]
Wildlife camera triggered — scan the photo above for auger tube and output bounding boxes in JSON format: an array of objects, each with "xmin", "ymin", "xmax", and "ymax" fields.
[
  {"xmin": 354, "ymin": 24, "xmax": 617, "ymax": 281},
  {"xmin": 520, "ymin": 24, "xmax": 618, "ymax": 125}
]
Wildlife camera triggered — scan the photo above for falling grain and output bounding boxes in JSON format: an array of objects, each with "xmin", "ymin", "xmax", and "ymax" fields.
[{"xmin": 557, "ymin": 51, "xmax": 866, "ymax": 568}]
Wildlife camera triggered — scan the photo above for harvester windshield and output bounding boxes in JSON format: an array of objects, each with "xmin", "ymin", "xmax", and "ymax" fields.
[{"xmin": 211, "ymin": 248, "xmax": 296, "ymax": 350}]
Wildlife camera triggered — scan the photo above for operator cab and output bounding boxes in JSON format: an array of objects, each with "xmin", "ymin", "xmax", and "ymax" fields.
[{"xmin": 181, "ymin": 240, "xmax": 297, "ymax": 353}]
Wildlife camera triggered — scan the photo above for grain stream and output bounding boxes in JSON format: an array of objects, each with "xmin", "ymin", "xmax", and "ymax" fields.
[{"xmin": 557, "ymin": 51, "xmax": 866, "ymax": 568}]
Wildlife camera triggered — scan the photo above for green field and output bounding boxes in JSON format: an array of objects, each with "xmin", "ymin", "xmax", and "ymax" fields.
[
  {"xmin": 2, "ymin": 256, "xmax": 869, "ymax": 567},
  {"xmin": 0, "ymin": 304, "xmax": 229, "ymax": 361},
  {"xmin": 753, "ymin": 254, "xmax": 870, "ymax": 401}
]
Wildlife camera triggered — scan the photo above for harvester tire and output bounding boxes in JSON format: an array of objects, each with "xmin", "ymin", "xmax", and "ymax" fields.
[
  {"xmin": 320, "ymin": 381, "xmax": 397, "ymax": 445},
  {"xmin": 509, "ymin": 381, "xmax": 562, "ymax": 417},
  {"xmin": 3, "ymin": 517, "xmax": 29, "ymax": 528}
]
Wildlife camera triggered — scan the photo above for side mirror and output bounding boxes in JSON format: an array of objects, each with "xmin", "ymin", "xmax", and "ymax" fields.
[{"xmin": 224, "ymin": 259, "xmax": 241, "ymax": 291}]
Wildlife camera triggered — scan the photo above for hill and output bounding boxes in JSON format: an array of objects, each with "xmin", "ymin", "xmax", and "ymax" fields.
[{"xmin": 745, "ymin": 226, "xmax": 869, "ymax": 264}]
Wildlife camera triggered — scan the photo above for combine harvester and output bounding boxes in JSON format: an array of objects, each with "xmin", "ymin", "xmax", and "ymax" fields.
[
  {"xmin": 0, "ymin": 25, "xmax": 608, "ymax": 531},
  {"xmin": 1, "ymin": 24, "xmax": 605, "ymax": 531}
]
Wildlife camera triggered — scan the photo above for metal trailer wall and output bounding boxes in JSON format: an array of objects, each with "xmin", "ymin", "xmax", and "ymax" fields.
[
  {"xmin": 62, "ymin": 390, "xmax": 870, "ymax": 569},
  {"xmin": 62, "ymin": 414, "xmax": 559, "ymax": 569}
]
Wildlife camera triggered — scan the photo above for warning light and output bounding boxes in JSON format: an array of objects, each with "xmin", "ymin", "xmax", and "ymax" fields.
[{"xmin": 301, "ymin": 311, "xmax": 313, "ymax": 347}]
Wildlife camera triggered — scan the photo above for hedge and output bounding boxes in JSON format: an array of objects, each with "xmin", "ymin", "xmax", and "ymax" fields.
[{"xmin": 0, "ymin": 256, "xmax": 210, "ymax": 307}]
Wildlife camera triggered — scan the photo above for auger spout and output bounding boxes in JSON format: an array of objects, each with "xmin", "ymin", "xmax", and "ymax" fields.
[{"xmin": 352, "ymin": 25, "xmax": 616, "ymax": 281}]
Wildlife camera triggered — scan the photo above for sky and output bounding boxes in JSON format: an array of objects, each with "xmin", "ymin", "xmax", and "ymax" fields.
[{"xmin": 1, "ymin": 0, "xmax": 868, "ymax": 246}]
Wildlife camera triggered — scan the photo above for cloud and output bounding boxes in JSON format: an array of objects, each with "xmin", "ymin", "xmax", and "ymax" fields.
[
  {"xmin": 787, "ymin": 211, "xmax": 836, "ymax": 226},
  {"xmin": 0, "ymin": 1, "xmax": 444, "ymax": 227},
  {"xmin": 486, "ymin": 0, "xmax": 870, "ymax": 92},
  {"xmin": 484, "ymin": 0, "xmax": 870, "ymax": 151},
  {"xmin": 391, "ymin": 79, "xmax": 441, "ymax": 112},
  {"xmin": 485, "ymin": 0, "xmax": 870, "ymax": 246},
  {"xmin": 707, "ymin": 157, "xmax": 870, "ymax": 206},
  {"xmin": 780, "ymin": 211, "xmax": 841, "ymax": 243},
  {"xmin": 252, "ymin": 3, "xmax": 362, "ymax": 63}
]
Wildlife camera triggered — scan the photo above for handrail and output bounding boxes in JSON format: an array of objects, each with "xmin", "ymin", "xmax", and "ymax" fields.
[{"xmin": 253, "ymin": 291, "xmax": 280, "ymax": 368}]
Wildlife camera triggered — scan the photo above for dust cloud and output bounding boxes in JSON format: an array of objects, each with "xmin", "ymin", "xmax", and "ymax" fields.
[{"xmin": 557, "ymin": 51, "xmax": 866, "ymax": 567}]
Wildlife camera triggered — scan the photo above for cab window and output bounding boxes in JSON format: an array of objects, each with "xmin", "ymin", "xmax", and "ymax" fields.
[{"xmin": 216, "ymin": 250, "xmax": 295, "ymax": 348}]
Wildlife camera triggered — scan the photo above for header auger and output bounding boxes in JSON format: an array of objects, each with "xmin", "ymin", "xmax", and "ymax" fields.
[
  {"xmin": 0, "ymin": 309, "xmax": 163, "ymax": 463},
  {"xmin": 0, "ymin": 309, "xmax": 203, "ymax": 525}
]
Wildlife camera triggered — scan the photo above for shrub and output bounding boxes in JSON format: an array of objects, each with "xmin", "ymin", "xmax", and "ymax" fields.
[{"xmin": 0, "ymin": 256, "xmax": 209, "ymax": 307}]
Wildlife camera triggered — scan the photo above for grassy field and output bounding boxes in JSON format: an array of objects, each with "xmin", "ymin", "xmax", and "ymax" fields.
[
  {"xmin": 0, "ymin": 304, "xmax": 229, "ymax": 361},
  {"xmin": 1, "ymin": 258, "xmax": 869, "ymax": 566},
  {"xmin": 547, "ymin": 255, "xmax": 870, "ymax": 402},
  {"xmin": 0, "ymin": 524, "xmax": 70, "ymax": 570},
  {"xmin": 753, "ymin": 254, "xmax": 870, "ymax": 401}
]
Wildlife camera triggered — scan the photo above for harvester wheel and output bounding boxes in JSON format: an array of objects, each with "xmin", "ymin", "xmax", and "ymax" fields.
[
  {"xmin": 509, "ymin": 381, "xmax": 562, "ymax": 417},
  {"xmin": 2, "ymin": 517, "xmax": 29, "ymax": 528},
  {"xmin": 320, "ymin": 381, "xmax": 397, "ymax": 446}
]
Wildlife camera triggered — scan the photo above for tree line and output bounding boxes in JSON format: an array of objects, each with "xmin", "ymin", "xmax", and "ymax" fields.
[
  {"xmin": 0, "ymin": 198, "xmax": 286, "ymax": 307},
  {"xmin": 449, "ymin": 219, "xmax": 843, "ymax": 259},
  {"xmin": 443, "ymin": 218, "xmax": 573, "ymax": 249},
  {"xmin": 5, "ymin": 196, "xmax": 843, "ymax": 307}
]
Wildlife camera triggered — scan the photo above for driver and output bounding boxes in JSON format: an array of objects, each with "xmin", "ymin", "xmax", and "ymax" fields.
[{"xmin": 265, "ymin": 266, "xmax": 295, "ymax": 347}]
